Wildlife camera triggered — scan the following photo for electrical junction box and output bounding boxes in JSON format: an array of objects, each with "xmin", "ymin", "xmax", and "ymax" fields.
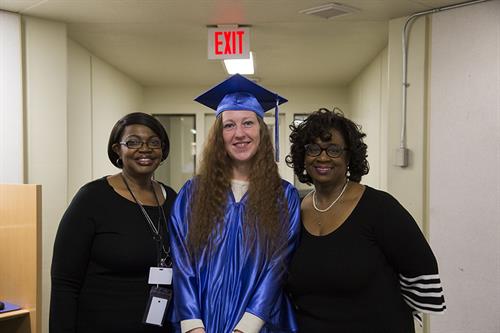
[{"xmin": 395, "ymin": 148, "xmax": 409, "ymax": 167}]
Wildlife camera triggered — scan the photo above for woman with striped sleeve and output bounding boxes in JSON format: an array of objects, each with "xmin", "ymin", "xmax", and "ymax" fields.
[{"xmin": 285, "ymin": 108, "xmax": 445, "ymax": 333}]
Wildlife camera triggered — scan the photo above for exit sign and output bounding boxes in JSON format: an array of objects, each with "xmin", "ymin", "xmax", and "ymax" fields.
[{"xmin": 208, "ymin": 26, "xmax": 250, "ymax": 60}]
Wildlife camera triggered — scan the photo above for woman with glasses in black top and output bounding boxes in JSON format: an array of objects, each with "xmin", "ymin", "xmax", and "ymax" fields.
[
  {"xmin": 285, "ymin": 108, "xmax": 446, "ymax": 333},
  {"xmin": 50, "ymin": 112, "xmax": 176, "ymax": 333}
]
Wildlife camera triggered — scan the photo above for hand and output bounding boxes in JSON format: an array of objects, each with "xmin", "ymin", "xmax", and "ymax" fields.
[
  {"xmin": 188, "ymin": 329, "xmax": 205, "ymax": 333},
  {"xmin": 234, "ymin": 331, "xmax": 244, "ymax": 333}
]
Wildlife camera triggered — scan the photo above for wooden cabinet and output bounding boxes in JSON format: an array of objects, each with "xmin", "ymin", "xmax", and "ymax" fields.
[{"xmin": 0, "ymin": 184, "xmax": 42, "ymax": 333}]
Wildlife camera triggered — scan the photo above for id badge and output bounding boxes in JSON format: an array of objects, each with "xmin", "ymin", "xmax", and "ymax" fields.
[
  {"xmin": 143, "ymin": 286, "xmax": 172, "ymax": 326},
  {"xmin": 148, "ymin": 267, "xmax": 173, "ymax": 285}
]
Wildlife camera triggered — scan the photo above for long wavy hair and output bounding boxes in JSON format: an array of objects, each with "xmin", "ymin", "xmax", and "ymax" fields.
[{"xmin": 188, "ymin": 116, "xmax": 288, "ymax": 258}]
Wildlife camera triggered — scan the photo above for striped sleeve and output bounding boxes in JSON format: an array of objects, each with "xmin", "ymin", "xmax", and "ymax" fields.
[
  {"xmin": 399, "ymin": 273, "xmax": 446, "ymax": 313},
  {"xmin": 399, "ymin": 273, "xmax": 446, "ymax": 324},
  {"xmin": 372, "ymin": 189, "xmax": 446, "ymax": 324}
]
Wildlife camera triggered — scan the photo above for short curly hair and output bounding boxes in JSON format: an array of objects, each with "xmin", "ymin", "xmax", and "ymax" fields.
[{"xmin": 286, "ymin": 107, "xmax": 369, "ymax": 184}]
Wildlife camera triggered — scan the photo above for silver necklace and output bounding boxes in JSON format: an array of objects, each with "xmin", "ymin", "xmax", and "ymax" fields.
[{"xmin": 312, "ymin": 180, "xmax": 349, "ymax": 213}]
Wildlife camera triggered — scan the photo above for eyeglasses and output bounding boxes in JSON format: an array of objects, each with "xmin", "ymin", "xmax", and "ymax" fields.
[
  {"xmin": 119, "ymin": 138, "xmax": 162, "ymax": 149},
  {"xmin": 305, "ymin": 143, "xmax": 347, "ymax": 158}
]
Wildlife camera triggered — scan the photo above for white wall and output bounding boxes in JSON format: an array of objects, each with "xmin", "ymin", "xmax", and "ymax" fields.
[
  {"xmin": 67, "ymin": 40, "xmax": 92, "ymax": 199},
  {"xmin": 0, "ymin": 11, "xmax": 23, "ymax": 183},
  {"xmin": 347, "ymin": 14, "xmax": 428, "ymax": 233},
  {"xmin": 347, "ymin": 16, "xmax": 428, "ymax": 227},
  {"xmin": 24, "ymin": 16, "xmax": 68, "ymax": 333},
  {"xmin": 67, "ymin": 40, "xmax": 144, "ymax": 198},
  {"xmin": 428, "ymin": 2, "xmax": 500, "ymax": 332},
  {"xmin": 351, "ymin": 3, "xmax": 500, "ymax": 332},
  {"xmin": 91, "ymin": 56, "xmax": 144, "ymax": 179},
  {"xmin": 386, "ymin": 16, "xmax": 429, "ymax": 226},
  {"xmin": 143, "ymin": 85, "xmax": 348, "ymax": 183},
  {"xmin": 348, "ymin": 48, "xmax": 388, "ymax": 190}
]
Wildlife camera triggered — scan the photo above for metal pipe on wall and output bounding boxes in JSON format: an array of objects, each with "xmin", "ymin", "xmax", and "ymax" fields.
[{"xmin": 398, "ymin": 0, "xmax": 491, "ymax": 167}]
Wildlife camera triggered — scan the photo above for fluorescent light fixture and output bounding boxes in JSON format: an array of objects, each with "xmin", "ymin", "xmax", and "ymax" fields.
[{"xmin": 223, "ymin": 52, "xmax": 254, "ymax": 75}]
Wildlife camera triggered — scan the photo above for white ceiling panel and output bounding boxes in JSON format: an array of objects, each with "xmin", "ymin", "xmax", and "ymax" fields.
[{"xmin": 0, "ymin": 0, "xmax": 478, "ymax": 86}]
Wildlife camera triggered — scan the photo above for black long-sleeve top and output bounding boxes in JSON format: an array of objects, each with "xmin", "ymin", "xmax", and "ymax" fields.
[
  {"xmin": 50, "ymin": 177, "xmax": 176, "ymax": 333},
  {"xmin": 286, "ymin": 186, "xmax": 446, "ymax": 333}
]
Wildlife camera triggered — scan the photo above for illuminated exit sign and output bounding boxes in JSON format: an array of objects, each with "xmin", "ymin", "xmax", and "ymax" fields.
[{"xmin": 208, "ymin": 26, "xmax": 250, "ymax": 60}]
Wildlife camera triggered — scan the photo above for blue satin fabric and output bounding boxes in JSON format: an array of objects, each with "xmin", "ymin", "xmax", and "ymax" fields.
[{"xmin": 169, "ymin": 179, "xmax": 301, "ymax": 333}]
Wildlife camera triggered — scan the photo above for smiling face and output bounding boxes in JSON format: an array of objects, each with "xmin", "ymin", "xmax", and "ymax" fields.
[
  {"xmin": 113, "ymin": 124, "xmax": 163, "ymax": 178},
  {"xmin": 304, "ymin": 129, "xmax": 349, "ymax": 187},
  {"xmin": 221, "ymin": 110, "xmax": 261, "ymax": 168}
]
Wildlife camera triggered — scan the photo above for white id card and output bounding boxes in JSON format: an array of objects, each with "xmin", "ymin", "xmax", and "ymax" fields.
[
  {"xmin": 148, "ymin": 267, "xmax": 173, "ymax": 285},
  {"xmin": 143, "ymin": 286, "xmax": 172, "ymax": 327},
  {"xmin": 145, "ymin": 297, "xmax": 168, "ymax": 325}
]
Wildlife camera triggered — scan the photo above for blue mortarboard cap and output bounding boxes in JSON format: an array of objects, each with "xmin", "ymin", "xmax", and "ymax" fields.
[
  {"xmin": 217, "ymin": 92, "xmax": 265, "ymax": 117},
  {"xmin": 194, "ymin": 74, "xmax": 288, "ymax": 161},
  {"xmin": 194, "ymin": 74, "xmax": 287, "ymax": 117}
]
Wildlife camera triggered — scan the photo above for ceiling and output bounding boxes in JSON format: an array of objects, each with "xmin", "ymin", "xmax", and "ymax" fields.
[{"xmin": 0, "ymin": 0, "xmax": 467, "ymax": 87}]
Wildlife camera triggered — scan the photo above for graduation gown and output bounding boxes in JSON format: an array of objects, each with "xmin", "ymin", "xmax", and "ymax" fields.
[{"xmin": 169, "ymin": 179, "xmax": 301, "ymax": 333}]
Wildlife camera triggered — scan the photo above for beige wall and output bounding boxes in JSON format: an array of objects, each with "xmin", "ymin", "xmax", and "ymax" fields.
[
  {"xmin": 0, "ymin": 11, "xmax": 23, "ymax": 184},
  {"xmin": 386, "ymin": 16, "xmax": 429, "ymax": 226},
  {"xmin": 24, "ymin": 16, "xmax": 67, "ymax": 333},
  {"xmin": 348, "ymin": 47, "xmax": 389, "ymax": 190},
  {"xmin": 428, "ymin": 2, "xmax": 500, "ymax": 332},
  {"xmin": 346, "ymin": 2, "xmax": 500, "ymax": 332},
  {"xmin": 68, "ymin": 40, "xmax": 143, "ymax": 196},
  {"xmin": 67, "ymin": 40, "xmax": 144, "ymax": 199},
  {"xmin": 346, "ymin": 15, "xmax": 428, "ymax": 225},
  {"xmin": 90, "ymin": 56, "xmax": 144, "ymax": 179},
  {"xmin": 67, "ymin": 40, "xmax": 93, "ymax": 199}
]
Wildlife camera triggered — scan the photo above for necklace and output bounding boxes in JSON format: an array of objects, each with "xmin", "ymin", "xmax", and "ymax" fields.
[
  {"xmin": 312, "ymin": 180, "xmax": 349, "ymax": 213},
  {"xmin": 121, "ymin": 173, "xmax": 171, "ymax": 266}
]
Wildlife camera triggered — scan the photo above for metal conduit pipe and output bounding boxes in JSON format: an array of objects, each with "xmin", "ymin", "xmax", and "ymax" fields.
[{"xmin": 398, "ymin": 0, "xmax": 491, "ymax": 167}]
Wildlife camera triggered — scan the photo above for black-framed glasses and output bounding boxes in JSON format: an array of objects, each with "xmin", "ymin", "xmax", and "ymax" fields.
[
  {"xmin": 119, "ymin": 138, "xmax": 162, "ymax": 149},
  {"xmin": 305, "ymin": 143, "xmax": 347, "ymax": 158}
]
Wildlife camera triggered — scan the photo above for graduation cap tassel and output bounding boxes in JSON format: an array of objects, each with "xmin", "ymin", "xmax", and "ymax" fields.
[{"xmin": 275, "ymin": 94, "xmax": 280, "ymax": 162}]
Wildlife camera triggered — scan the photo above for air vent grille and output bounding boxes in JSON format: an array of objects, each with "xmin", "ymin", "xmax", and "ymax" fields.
[{"xmin": 299, "ymin": 2, "xmax": 359, "ymax": 19}]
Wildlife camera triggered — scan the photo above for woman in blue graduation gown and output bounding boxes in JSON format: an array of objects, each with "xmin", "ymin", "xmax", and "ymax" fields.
[{"xmin": 169, "ymin": 74, "xmax": 301, "ymax": 333}]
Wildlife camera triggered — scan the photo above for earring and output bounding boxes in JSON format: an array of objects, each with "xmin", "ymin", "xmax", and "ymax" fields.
[
  {"xmin": 346, "ymin": 165, "xmax": 351, "ymax": 178},
  {"xmin": 116, "ymin": 158, "xmax": 123, "ymax": 168}
]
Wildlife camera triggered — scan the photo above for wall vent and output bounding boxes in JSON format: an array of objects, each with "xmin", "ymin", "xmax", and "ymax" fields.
[{"xmin": 299, "ymin": 2, "xmax": 359, "ymax": 19}]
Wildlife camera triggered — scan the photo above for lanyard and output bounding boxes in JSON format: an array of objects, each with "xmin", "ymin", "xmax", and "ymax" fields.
[{"xmin": 121, "ymin": 173, "xmax": 171, "ymax": 268}]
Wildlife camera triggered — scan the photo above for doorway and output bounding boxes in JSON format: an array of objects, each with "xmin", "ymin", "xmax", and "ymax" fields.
[{"xmin": 155, "ymin": 114, "xmax": 196, "ymax": 192}]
